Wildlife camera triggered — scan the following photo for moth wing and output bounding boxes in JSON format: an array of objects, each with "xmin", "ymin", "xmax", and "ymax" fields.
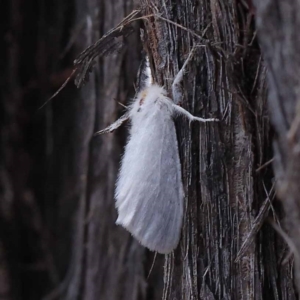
[{"xmin": 115, "ymin": 106, "xmax": 184, "ymax": 254}]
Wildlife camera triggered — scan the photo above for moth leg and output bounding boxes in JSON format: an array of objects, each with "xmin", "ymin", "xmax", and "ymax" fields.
[
  {"xmin": 172, "ymin": 47, "xmax": 197, "ymax": 104},
  {"xmin": 172, "ymin": 104, "xmax": 219, "ymax": 123},
  {"xmin": 94, "ymin": 113, "xmax": 129, "ymax": 135}
]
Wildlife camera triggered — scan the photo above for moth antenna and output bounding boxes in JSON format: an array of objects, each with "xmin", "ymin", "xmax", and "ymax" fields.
[
  {"xmin": 135, "ymin": 54, "xmax": 153, "ymax": 93},
  {"xmin": 144, "ymin": 56, "xmax": 153, "ymax": 87}
]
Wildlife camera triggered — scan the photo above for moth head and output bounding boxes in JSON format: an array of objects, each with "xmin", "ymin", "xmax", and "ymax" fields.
[
  {"xmin": 138, "ymin": 85, "xmax": 167, "ymax": 103},
  {"xmin": 133, "ymin": 85, "xmax": 168, "ymax": 113}
]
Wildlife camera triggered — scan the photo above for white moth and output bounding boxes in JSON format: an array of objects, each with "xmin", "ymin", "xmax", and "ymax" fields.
[{"xmin": 96, "ymin": 48, "xmax": 218, "ymax": 254}]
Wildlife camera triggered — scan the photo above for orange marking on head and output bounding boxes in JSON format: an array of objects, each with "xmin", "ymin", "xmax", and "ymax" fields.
[{"xmin": 139, "ymin": 90, "xmax": 148, "ymax": 105}]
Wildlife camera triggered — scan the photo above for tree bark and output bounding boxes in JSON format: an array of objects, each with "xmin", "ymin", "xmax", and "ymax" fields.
[
  {"xmin": 254, "ymin": 0, "xmax": 300, "ymax": 295},
  {"xmin": 141, "ymin": 0, "xmax": 295, "ymax": 299},
  {"xmin": 0, "ymin": 0, "xmax": 299, "ymax": 299}
]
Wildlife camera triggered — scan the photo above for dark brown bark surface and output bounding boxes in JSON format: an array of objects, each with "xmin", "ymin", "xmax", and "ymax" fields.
[
  {"xmin": 142, "ymin": 1, "xmax": 295, "ymax": 299},
  {"xmin": 0, "ymin": 0, "xmax": 298, "ymax": 299},
  {"xmin": 254, "ymin": 0, "xmax": 300, "ymax": 295}
]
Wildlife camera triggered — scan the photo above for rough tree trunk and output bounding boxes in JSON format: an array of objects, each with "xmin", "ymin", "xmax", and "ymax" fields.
[
  {"xmin": 254, "ymin": 0, "xmax": 300, "ymax": 295},
  {"xmin": 141, "ymin": 1, "xmax": 296, "ymax": 299},
  {"xmin": 0, "ymin": 0, "xmax": 299, "ymax": 299}
]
